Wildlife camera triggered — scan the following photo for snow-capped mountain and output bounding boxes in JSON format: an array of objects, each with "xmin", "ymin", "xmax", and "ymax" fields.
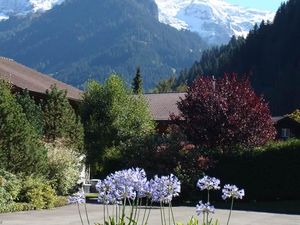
[
  {"xmin": 0, "ymin": 0, "xmax": 64, "ymax": 20},
  {"xmin": 0, "ymin": 0, "xmax": 276, "ymax": 46},
  {"xmin": 154, "ymin": 0, "xmax": 275, "ymax": 45}
]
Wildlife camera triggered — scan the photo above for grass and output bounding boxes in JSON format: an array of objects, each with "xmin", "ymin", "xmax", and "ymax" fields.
[{"xmin": 85, "ymin": 193, "xmax": 98, "ymax": 199}]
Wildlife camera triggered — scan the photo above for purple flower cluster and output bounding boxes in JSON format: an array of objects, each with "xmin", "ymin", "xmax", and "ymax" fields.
[
  {"xmin": 150, "ymin": 174, "xmax": 181, "ymax": 204},
  {"xmin": 96, "ymin": 168, "xmax": 181, "ymax": 205},
  {"xmin": 222, "ymin": 184, "xmax": 245, "ymax": 200},
  {"xmin": 68, "ymin": 191, "xmax": 86, "ymax": 204},
  {"xmin": 196, "ymin": 201, "xmax": 215, "ymax": 215},
  {"xmin": 195, "ymin": 175, "xmax": 245, "ymax": 224},
  {"xmin": 197, "ymin": 176, "xmax": 220, "ymax": 191}
]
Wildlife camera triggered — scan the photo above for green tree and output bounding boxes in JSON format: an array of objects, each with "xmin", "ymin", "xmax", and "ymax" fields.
[
  {"xmin": 42, "ymin": 85, "xmax": 84, "ymax": 153},
  {"xmin": 81, "ymin": 74, "xmax": 155, "ymax": 176},
  {"xmin": 16, "ymin": 89, "xmax": 44, "ymax": 135},
  {"xmin": 0, "ymin": 81, "xmax": 47, "ymax": 175},
  {"xmin": 289, "ymin": 109, "xmax": 300, "ymax": 123},
  {"xmin": 132, "ymin": 66, "xmax": 143, "ymax": 94},
  {"xmin": 153, "ymin": 76, "xmax": 177, "ymax": 93}
]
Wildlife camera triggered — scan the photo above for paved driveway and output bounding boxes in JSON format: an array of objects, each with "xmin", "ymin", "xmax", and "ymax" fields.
[{"xmin": 1, "ymin": 204, "xmax": 300, "ymax": 225}]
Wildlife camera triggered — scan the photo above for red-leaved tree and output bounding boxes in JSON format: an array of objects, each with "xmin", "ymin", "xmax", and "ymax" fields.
[{"xmin": 172, "ymin": 74, "xmax": 276, "ymax": 153}]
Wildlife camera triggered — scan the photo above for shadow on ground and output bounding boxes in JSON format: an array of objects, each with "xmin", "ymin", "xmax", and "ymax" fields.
[
  {"xmin": 180, "ymin": 200, "xmax": 300, "ymax": 215},
  {"xmin": 87, "ymin": 196, "xmax": 300, "ymax": 215}
]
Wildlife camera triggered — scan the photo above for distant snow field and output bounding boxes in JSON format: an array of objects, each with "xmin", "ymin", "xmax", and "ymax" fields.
[{"xmin": 154, "ymin": 0, "xmax": 275, "ymax": 44}]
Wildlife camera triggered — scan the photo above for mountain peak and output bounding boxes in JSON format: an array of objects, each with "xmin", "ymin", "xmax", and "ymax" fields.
[
  {"xmin": 154, "ymin": 0, "xmax": 275, "ymax": 45},
  {"xmin": 0, "ymin": 0, "xmax": 64, "ymax": 20}
]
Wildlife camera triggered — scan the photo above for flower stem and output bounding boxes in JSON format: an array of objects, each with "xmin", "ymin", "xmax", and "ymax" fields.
[
  {"xmin": 162, "ymin": 203, "xmax": 167, "ymax": 225},
  {"xmin": 77, "ymin": 203, "xmax": 84, "ymax": 225},
  {"xmin": 206, "ymin": 212, "xmax": 209, "ymax": 225},
  {"xmin": 103, "ymin": 203, "xmax": 106, "ymax": 225},
  {"xmin": 136, "ymin": 198, "xmax": 142, "ymax": 223},
  {"xmin": 128, "ymin": 200, "xmax": 135, "ymax": 225},
  {"xmin": 169, "ymin": 202, "xmax": 176, "ymax": 225},
  {"xmin": 84, "ymin": 203, "xmax": 90, "ymax": 225},
  {"xmin": 207, "ymin": 190, "xmax": 210, "ymax": 203},
  {"xmin": 141, "ymin": 198, "xmax": 148, "ymax": 225},
  {"xmin": 168, "ymin": 203, "xmax": 171, "ymax": 225},
  {"xmin": 122, "ymin": 198, "xmax": 127, "ymax": 222},
  {"xmin": 226, "ymin": 198, "xmax": 234, "ymax": 225},
  {"xmin": 160, "ymin": 202, "xmax": 164, "ymax": 225},
  {"xmin": 145, "ymin": 201, "xmax": 153, "ymax": 225}
]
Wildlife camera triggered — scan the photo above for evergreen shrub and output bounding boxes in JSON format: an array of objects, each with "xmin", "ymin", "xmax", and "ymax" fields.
[
  {"xmin": 19, "ymin": 176, "xmax": 57, "ymax": 210},
  {"xmin": 208, "ymin": 139, "xmax": 300, "ymax": 201}
]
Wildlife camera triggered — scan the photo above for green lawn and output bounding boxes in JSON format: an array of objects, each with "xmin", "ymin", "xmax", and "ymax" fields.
[{"xmin": 85, "ymin": 193, "xmax": 98, "ymax": 199}]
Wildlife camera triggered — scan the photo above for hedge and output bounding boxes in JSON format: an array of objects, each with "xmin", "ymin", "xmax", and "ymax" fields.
[{"xmin": 208, "ymin": 139, "xmax": 300, "ymax": 201}]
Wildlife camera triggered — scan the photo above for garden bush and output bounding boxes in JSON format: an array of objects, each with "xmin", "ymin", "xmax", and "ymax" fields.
[
  {"xmin": 122, "ymin": 130, "xmax": 212, "ymax": 202},
  {"xmin": 0, "ymin": 170, "xmax": 22, "ymax": 212},
  {"xmin": 45, "ymin": 140, "xmax": 83, "ymax": 195},
  {"xmin": 0, "ymin": 202, "xmax": 34, "ymax": 213},
  {"xmin": 0, "ymin": 169, "xmax": 21, "ymax": 202},
  {"xmin": 208, "ymin": 139, "xmax": 300, "ymax": 201},
  {"xmin": 19, "ymin": 176, "xmax": 57, "ymax": 209},
  {"xmin": 54, "ymin": 196, "xmax": 68, "ymax": 207}
]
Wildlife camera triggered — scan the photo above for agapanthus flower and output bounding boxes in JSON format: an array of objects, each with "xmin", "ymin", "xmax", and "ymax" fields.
[
  {"xmin": 197, "ymin": 176, "xmax": 220, "ymax": 191},
  {"xmin": 222, "ymin": 184, "xmax": 245, "ymax": 200},
  {"xmin": 96, "ymin": 168, "xmax": 148, "ymax": 204},
  {"xmin": 138, "ymin": 180, "xmax": 153, "ymax": 199},
  {"xmin": 129, "ymin": 168, "xmax": 148, "ymax": 198},
  {"xmin": 150, "ymin": 174, "xmax": 181, "ymax": 204},
  {"xmin": 110, "ymin": 169, "xmax": 137, "ymax": 200},
  {"xmin": 196, "ymin": 201, "xmax": 215, "ymax": 215},
  {"xmin": 96, "ymin": 177, "xmax": 119, "ymax": 204},
  {"xmin": 68, "ymin": 191, "xmax": 86, "ymax": 204}
]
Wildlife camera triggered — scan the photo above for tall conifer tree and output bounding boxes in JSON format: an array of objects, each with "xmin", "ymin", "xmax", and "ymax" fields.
[
  {"xmin": 132, "ymin": 66, "xmax": 143, "ymax": 94},
  {"xmin": 0, "ymin": 81, "xmax": 47, "ymax": 175},
  {"xmin": 42, "ymin": 85, "xmax": 84, "ymax": 153}
]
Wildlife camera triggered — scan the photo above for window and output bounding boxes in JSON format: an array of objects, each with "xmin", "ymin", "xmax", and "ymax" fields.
[{"xmin": 281, "ymin": 128, "xmax": 291, "ymax": 139}]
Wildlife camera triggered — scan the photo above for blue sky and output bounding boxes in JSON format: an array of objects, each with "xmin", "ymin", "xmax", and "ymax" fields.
[{"xmin": 226, "ymin": 0, "xmax": 287, "ymax": 11}]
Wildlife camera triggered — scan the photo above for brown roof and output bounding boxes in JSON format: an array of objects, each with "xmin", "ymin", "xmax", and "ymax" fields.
[
  {"xmin": 145, "ymin": 92, "xmax": 285, "ymax": 123},
  {"xmin": 0, "ymin": 57, "xmax": 82, "ymax": 101},
  {"xmin": 144, "ymin": 92, "xmax": 186, "ymax": 121}
]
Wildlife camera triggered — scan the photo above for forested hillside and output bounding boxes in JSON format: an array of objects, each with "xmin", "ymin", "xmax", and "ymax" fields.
[
  {"xmin": 173, "ymin": 0, "xmax": 300, "ymax": 115},
  {"xmin": 0, "ymin": 0, "xmax": 207, "ymax": 89}
]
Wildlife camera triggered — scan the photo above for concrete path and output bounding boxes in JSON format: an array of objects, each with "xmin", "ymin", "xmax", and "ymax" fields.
[{"xmin": 1, "ymin": 204, "xmax": 300, "ymax": 225}]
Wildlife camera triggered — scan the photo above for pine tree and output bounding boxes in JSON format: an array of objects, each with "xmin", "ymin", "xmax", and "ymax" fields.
[
  {"xmin": 42, "ymin": 85, "xmax": 84, "ymax": 153},
  {"xmin": 16, "ymin": 89, "xmax": 44, "ymax": 135},
  {"xmin": 0, "ymin": 81, "xmax": 47, "ymax": 175},
  {"xmin": 132, "ymin": 66, "xmax": 143, "ymax": 94}
]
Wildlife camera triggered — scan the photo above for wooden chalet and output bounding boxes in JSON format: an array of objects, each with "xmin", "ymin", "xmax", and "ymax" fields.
[
  {"xmin": 272, "ymin": 116, "xmax": 300, "ymax": 140},
  {"xmin": 0, "ymin": 57, "xmax": 82, "ymax": 106},
  {"xmin": 144, "ymin": 92, "xmax": 185, "ymax": 133},
  {"xmin": 144, "ymin": 92, "xmax": 300, "ymax": 139}
]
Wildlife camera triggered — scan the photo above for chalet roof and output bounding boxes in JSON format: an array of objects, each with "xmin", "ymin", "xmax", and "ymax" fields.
[
  {"xmin": 144, "ymin": 92, "xmax": 186, "ymax": 121},
  {"xmin": 272, "ymin": 116, "xmax": 285, "ymax": 123},
  {"xmin": 0, "ymin": 57, "xmax": 82, "ymax": 101},
  {"xmin": 273, "ymin": 116, "xmax": 300, "ymax": 124},
  {"xmin": 144, "ymin": 92, "xmax": 290, "ymax": 123}
]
